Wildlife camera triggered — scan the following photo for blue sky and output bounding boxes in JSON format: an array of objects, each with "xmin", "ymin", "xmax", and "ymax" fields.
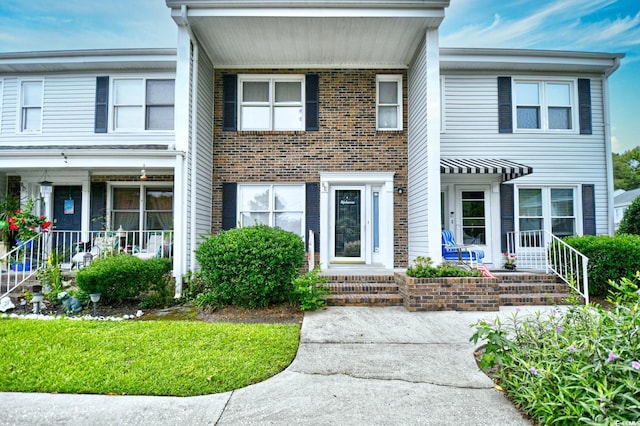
[{"xmin": 0, "ymin": 0, "xmax": 638, "ymax": 153}]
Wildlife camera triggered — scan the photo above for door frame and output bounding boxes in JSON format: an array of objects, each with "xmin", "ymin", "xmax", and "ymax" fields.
[
  {"xmin": 319, "ymin": 172, "xmax": 395, "ymax": 269},
  {"xmin": 455, "ymin": 185, "xmax": 492, "ymax": 264},
  {"xmin": 330, "ymin": 186, "xmax": 365, "ymax": 263}
]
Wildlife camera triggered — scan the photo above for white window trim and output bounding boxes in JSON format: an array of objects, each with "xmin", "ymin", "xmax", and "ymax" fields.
[
  {"xmin": 0, "ymin": 79, "xmax": 3, "ymax": 134},
  {"xmin": 236, "ymin": 183, "xmax": 306, "ymax": 238},
  {"xmin": 514, "ymin": 185, "xmax": 582, "ymax": 236},
  {"xmin": 376, "ymin": 74, "xmax": 403, "ymax": 131},
  {"xmin": 17, "ymin": 79, "xmax": 44, "ymax": 134},
  {"xmin": 109, "ymin": 75, "xmax": 175, "ymax": 133},
  {"xmin": 238, "ymin": 74, "xmax": 305, "ymax": 131},
  {"xmin": 106, "ymin": 181, "xmax": 174, "ymax": 231},
  {"xmin": 512, "ymin": 77, "xmax": 578, "ymax": 134}
]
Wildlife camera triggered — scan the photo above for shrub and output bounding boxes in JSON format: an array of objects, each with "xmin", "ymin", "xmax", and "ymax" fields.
[
  {"xmin": 76, "ymin": 255, "xmax": 172, "ymax": 305},
  {"xmin": 195, "ymin": 225, "xmax": 305, "ymax": 308},
  {"xmin": 561, "ymin": 235, "xmax": 640, "ymax": 297},
  {"xmin": 471, "ymin": 290, "xmax": 640, "ymax": 424},
  {"xmin": 618, "ymin": 196, "xmax": 640, "ymax": 235},
  {"xmin": 291, "ymin": 267, "xmax": 329, "ymax": 311},
  {"xmin": 406, "ymin": 256, "xmax": 482, "ymax": 278}
]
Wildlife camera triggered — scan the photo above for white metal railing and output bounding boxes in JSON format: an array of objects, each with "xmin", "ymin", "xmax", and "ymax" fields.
[
  {"xmin": 1, "ymin": 233, "xmax": 47, "ymax": 299},
  {"xmin": 506, "ymin": 230, "xmax": 589, "ymax": 304},
  {"xmin": 0, "ymin": 230, "xmax": 174, "ymax": 300},
  {"xmin": 49, "ymin": 229, "xmax": 174, "ymax": 269}
]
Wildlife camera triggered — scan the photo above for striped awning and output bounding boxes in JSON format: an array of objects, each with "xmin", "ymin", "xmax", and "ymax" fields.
[{"xmin": 440, "ymin": 158, "xmax": 533, "ymax": 182}]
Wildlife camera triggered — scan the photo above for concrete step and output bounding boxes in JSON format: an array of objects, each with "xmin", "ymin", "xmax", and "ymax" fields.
[{"xmin": 499, "ymin": 293, "xmax": 570, "ymax": 306}]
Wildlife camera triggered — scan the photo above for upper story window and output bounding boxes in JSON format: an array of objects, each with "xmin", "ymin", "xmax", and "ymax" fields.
[
  {"xmin": 20, "ymin": 80, "xmax": 43, "ymax": 133},
  {"xmin": 514, "ymin": 80, "xmax": 575, "ymax": 131},
  {"xmin": 112, "ymin": 78, "xmax": 175, "ymax": 131},
  {"xmin": 238, "ymin": 75, "xmax": 304, "ymax": 131},
  {"xmin": 376, "ymin": 75, "xmax": 403, "ymax": 130}
]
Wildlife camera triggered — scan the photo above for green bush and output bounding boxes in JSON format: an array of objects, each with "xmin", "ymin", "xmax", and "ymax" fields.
[
  {"xmin": 618, "ymin": 196, "xmax": 640, "ymax": 235},
  {"xmin": 76, "ymin": 255, "xmax": 172, "ymax": 305},
  {"xmin": 291, "ymin": 267, "xmax": 329, "ymax": 311},
  {"xmin": 471, "ymin": 288, "xmax": 640, "ymax": 424},
  {"xmin": 195, "ymin": 225, "xmax": 305, "ymax": 308},
  {"xmin": 561, "ymin": 235, "xmax": 640, "ymax": 297},
  {"xmin": 407, "ymin": 256, "xmax": 482, "ymax": 278}
]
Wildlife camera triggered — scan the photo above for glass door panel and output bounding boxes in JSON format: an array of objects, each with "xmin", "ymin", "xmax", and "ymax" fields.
[
  {"xmin": 334, "ymin": 189, "xmax": 363, "ymax": 259},
  {"xmin": 461, "ymin": 191, "xmax": 486, "ymax": 244}
]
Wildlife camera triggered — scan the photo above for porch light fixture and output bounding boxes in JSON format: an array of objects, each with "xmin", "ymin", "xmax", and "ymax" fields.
[
  {"xmin": 31, "ymin": 292, "xmax": 44, "ymax": 315},
  {"xmin": 140, "ymin": 164, "xmax": 147, "ymax": 181},
  {"xmin": 397, "ymin": 187, "xmax": 404, "ymax": 195},
  {"xmin": 89, "ymin": 293, "xmax": 101, "ymax": 317},
  {"xmin": 38, "ymin": 170, "xmax": 53, "ymax": 197}
]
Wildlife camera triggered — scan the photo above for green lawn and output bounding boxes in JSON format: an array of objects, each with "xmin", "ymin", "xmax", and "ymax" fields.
[{"xmin": 0, "ymin": 319, "xmax": 300, "ymax": 396}]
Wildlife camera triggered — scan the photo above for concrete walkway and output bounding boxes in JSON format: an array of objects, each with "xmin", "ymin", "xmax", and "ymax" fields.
[{"xmin": 0, "ymin": 307, "xmax": 539, "ymax": 425}]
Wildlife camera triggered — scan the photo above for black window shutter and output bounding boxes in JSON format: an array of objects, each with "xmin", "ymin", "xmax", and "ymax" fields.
[
  {"xmin": 223, "ymin": 74, "xmax": 237, "ymax": 131},
  {"xmin": 90, "ymin": 182, "xmax": 107, "ymax": 231},
  {"xmin": 500, "ymin": 183, "xmax": 515, "ymax": 252},
  {"xmin": 305, "ymin": 74, "xmax": 319, "ymax": 131},
  {"xmin": 222, "ymin": 182, "xmax": 237, "ymax": 230},
  {"xmin": 305, "ymin": 182, "xmax": 320, "ymax": 252},
  {"xmin": 578, "ymin": 78, "xmax": 592, "ymax": 135},
  {"xmin": 94, "ymin": 76, "xmax": 109, "ymax": 133},
  {"xmin": 582, "ymin": 184, "xmax": 596, "ymax": 235},
  {"xmin": 497, "ymin": 77, "xmax": 513, "ymax": 134}
]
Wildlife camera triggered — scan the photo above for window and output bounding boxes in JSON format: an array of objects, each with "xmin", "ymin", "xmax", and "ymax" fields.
[
  {"xmin": 20, "ymin": 80, "xmax": 43, "ymax": 132},
  {"xmin": 238, "ymin": 184, "xmax": 305, "ymax": 237},
  {"xmin": 514, "ymin": 80, "xmax": 575, "ymax": 131},
  {"xmin": 112, "ymin": 78, "xmax": 174, "ymax": 131},
  {"xmin": 517, "ymin": 187, "xmax": 576, "ymax": 238},
  {"xmin": 376, "ymin": 75, "xmax": 402, "ymax": 130},
  {"xmin": 111, "ymin": 185, "xmax": 173, "ymax": 231},
  {"xmin": 239, "ymin": 75, "xmax": 304, "ymax": 131}
]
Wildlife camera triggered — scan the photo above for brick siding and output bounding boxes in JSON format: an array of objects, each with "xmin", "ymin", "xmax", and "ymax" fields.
[{"xmin": 212, "ymin": 69, "xmax": 409, "ymax": 267}]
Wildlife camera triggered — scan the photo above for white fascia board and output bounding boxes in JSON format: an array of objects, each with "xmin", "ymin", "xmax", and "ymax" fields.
[
  {"xmin": 181, "ymin": 7, "xmax": 444, "ymax": 18},
  {"xmin": 0, "ymin": 150, "xmax": 180, "ymax": 169}
]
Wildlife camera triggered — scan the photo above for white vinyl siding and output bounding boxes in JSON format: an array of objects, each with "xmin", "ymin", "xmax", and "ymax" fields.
[
  {"xmin": 0, "ymin": 75, "xmax": 174, "ymax": 146},
  {"xmin": 440, "ymin": 72, "xmax": 608, "ymax": 234}
]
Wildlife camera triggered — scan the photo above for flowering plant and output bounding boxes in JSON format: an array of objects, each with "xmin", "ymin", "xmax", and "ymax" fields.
[
  {"xmin": 5, "ymin": 198, "xmax": 52, "ymax": 243},
  {"xmin": 503, "ymin": 252, "xmax": 516, "ymax": 270}
]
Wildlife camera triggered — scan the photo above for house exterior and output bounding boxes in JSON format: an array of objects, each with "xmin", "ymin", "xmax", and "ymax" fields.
[
  {"xmin": 0, "ymin": 49, "xmax": 187, "ymax": 279},
  {"xmin": 614, "ymin": 188, "xmax": 640, "ymax": 230},
  {"xmin": 0, "ymin": 1, "xmax": 623, "ymax": 297}
]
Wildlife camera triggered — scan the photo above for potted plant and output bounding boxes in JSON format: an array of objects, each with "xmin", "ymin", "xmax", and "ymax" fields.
[
  {"xmin": 503, "ymin": 252, "xmax": 517, "ymax": 270},
  {"xmin": 4, "ymin": 198, "xmax": 52, "ymax": 270}
]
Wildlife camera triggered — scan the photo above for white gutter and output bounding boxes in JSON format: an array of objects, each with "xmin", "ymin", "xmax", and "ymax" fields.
[
  {"xmin": 603, "ymin": 55, "xmax": 623, "ymax": 236},
  {"xmin": 189, "ymin": 43, "xmax": 200, "ymax": 273}
]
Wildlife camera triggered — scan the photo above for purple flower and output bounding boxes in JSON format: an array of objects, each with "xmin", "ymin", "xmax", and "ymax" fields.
[
  {"xmin": 552, "ymin": 309, "xmax": 558, "ymax": 315},
  {"xmin": 568, "ymin": 346, "xmax": 577, "ymax": 353},
  {"xmin": 608, "ymin": 352, "xmax": 619, "ymax": 362},
  {"xmin": 556, "ymin": 327, "xmax": 563, "ymax": 334},
  {"xmin": 530, "ymin": 367, "xmax": 538, "ymax": 375},
  {"xmin": 515, "ymin": 307, "xmax": 521, "ymax": 312},
  {"xmin": 636, "ymin": 289, "xmax": 640, "ymax": 295},
  {"xmin": 632, "ymin": 361, "xmax": 640, "ymax": 370}
]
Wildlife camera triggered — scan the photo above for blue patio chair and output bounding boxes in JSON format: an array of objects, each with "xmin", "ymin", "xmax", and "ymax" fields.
[{"xmin": 441, "ymin": 230, "xmax": 484, "ymax": 267}]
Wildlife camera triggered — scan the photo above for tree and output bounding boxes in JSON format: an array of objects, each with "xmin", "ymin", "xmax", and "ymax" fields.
[
  {"xmin": 617, "ymin": 196, "xmax": 640, "ymax": 235},
  {"xmin": 613, "ymin": 147, "xmax": 640, "ymax": 190}
]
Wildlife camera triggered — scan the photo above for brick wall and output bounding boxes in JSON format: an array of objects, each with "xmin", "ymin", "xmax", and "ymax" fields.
[
  {"xmin": 395, "ymin": 272, "xmax": 500, "ymax": 311},
  {"xmin": 212, "ymin": 69, "xmax": 409, "ymax": 267}
]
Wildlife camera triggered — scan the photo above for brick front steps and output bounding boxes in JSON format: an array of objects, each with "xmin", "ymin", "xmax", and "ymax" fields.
[{"xmin": 325, "ymin": 271, "xmax": 571, "ymax": 311}]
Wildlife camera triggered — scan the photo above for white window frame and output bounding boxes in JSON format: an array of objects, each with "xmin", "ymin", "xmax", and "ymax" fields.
[
  {"xmin": 515, "ymin": 185, "xmax": 580, "ymax": 237},
  {"xmin": 238, "ymin": 75, "xmax": 305, "ymax": 131},
  {"xmin": 513, "ymin": 78, "xmax": 578, "ymax": 133},
  {"xmin": 110, "ymin": 76, "xmax": 175, "ymax": 132},
  {"xmin": 237, "ymin": 183, "xmax": 306, "ymax": 238},
  {"xmin": 18, "ymin": 79, "xmax": 43, "ymax": 133},
  {"xmin": 0, "ymin": 79, "xmax": 3, "ymax": 134},
  {"xmin": 106, "ymin": 182, "xmax": 174, "ymax": 231},
  {"xmin": 376, "ymin": 74, "xmax": 403, "ymax": 131}
]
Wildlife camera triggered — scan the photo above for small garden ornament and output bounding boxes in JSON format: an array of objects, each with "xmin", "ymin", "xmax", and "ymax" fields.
[{"xmin": 57, "ymin": 291, "xmax": 82, "ymax": 314}]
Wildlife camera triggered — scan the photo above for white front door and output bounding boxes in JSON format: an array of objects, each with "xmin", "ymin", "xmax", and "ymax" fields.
[{"xmin": 456, "ymin": 186, "xmax": 492, "ymax": 263}]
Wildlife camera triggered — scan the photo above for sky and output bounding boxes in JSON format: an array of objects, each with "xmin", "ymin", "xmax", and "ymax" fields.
[{"xmin": 0, "ymin": 0, "xmax": 638, "ymax": 153}]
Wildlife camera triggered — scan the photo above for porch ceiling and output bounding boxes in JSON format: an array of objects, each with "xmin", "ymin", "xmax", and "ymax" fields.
[{"xmin": 168, "ymin": 1, "xmax": 449, "ymax": 68}]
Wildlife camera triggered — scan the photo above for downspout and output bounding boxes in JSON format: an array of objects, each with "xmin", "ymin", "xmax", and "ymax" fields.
[{"xmin": 603, "ymin": 56, "xmax": 622, "ymax": 236}]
